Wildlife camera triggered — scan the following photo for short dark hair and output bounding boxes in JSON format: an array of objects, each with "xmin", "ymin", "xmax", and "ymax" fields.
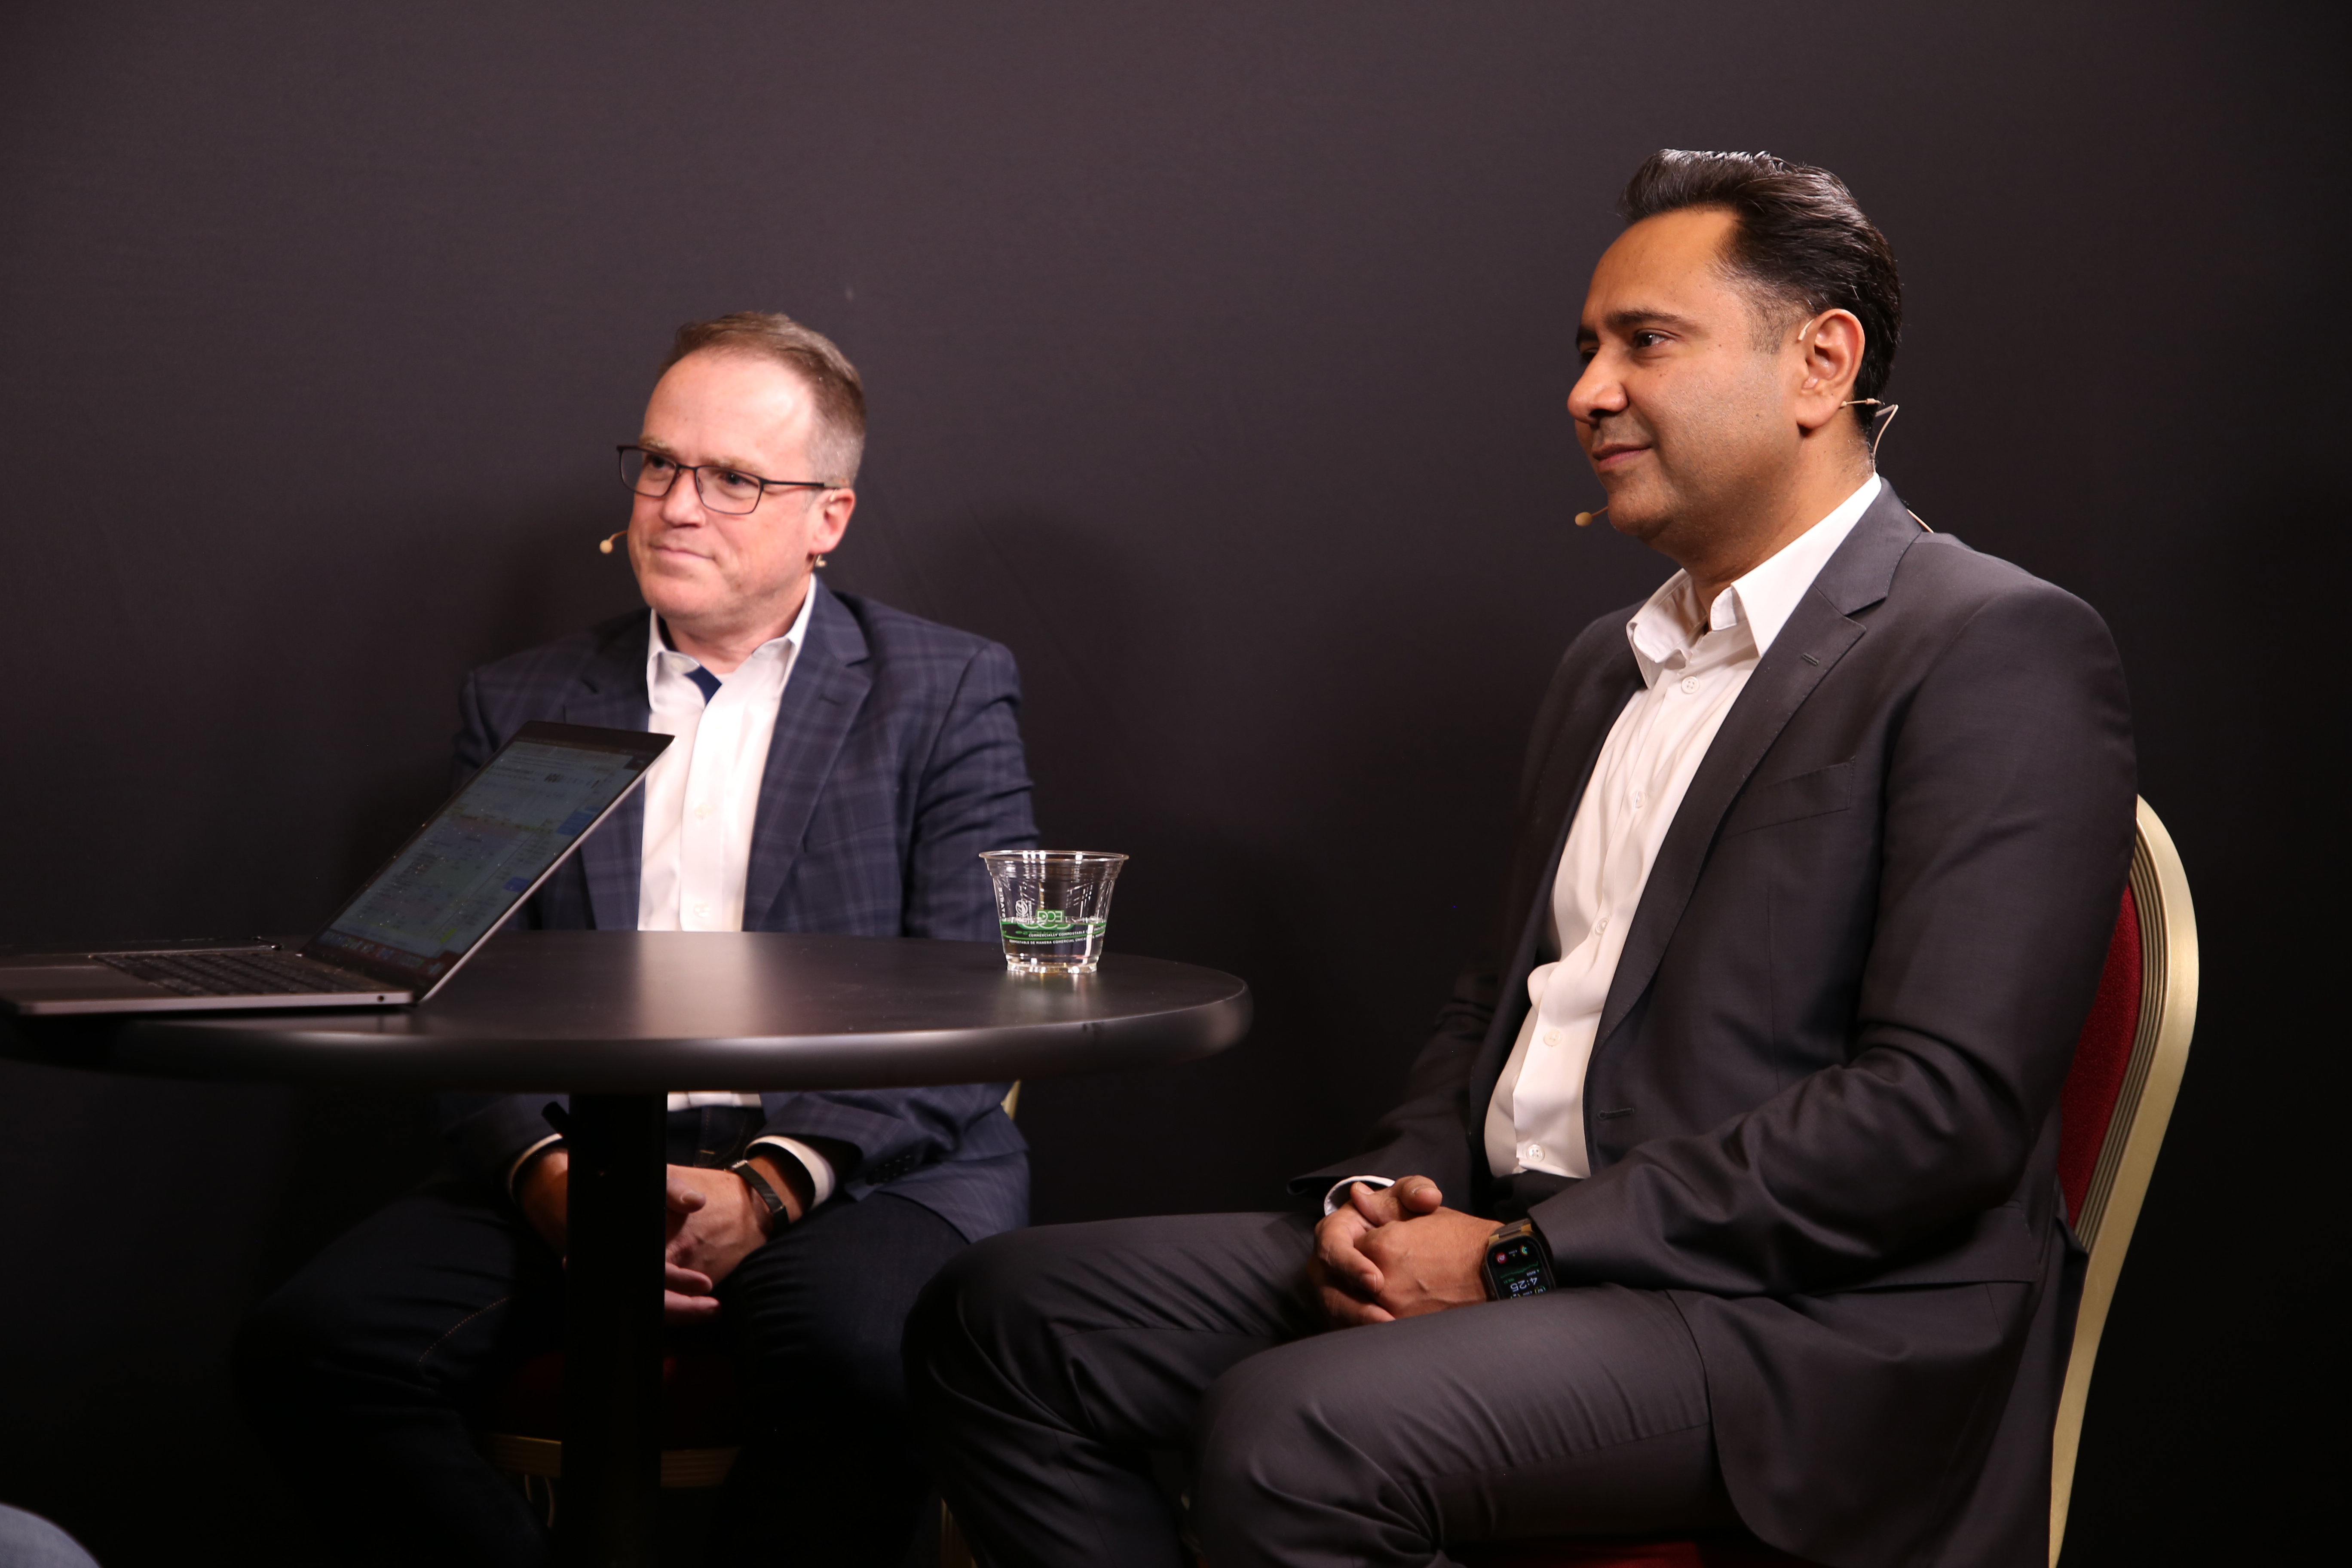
[
  {"xmin": 1618, "ymin": 150, "xmax": 1901, "ymax": 429},
  {"xmin": 662, "ymin": 311, "xmax": 866, "ymax": 485}
]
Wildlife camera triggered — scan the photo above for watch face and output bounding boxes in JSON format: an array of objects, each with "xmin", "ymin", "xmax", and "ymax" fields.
[{"xmin": 1487, "ymin": 1235, "xmax": 1552, "ymax": 1298}]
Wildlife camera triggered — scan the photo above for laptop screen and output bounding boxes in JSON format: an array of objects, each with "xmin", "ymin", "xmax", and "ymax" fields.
[{"xmin": 303, "ymin": 721, "xmax": 670, "ymax": 990}]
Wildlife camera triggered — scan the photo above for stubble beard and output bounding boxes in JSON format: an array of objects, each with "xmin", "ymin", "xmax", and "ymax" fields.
[{"xmin": 1612, "ymin": 395, "xmax": 1792, "ymax": 571}]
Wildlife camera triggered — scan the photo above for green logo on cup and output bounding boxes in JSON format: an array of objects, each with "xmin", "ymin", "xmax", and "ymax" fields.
[{"xmin": 1005, "ymin": 910, "xmax": 1099, "ymax": 941}]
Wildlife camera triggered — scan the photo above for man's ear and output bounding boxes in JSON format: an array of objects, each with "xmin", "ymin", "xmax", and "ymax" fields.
[
  {"xmin": 814, "ymin": 487, "xmax": 856, "ymax": 552},
  {"xmin": 1792, "ymin": 309, "xmax": 1865, "ymax": 432}
]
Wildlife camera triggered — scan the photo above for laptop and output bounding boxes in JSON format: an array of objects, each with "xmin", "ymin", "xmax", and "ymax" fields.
[{"xmin": 0, "ymin": 720, "xmax": 670, "ymax": 1016}]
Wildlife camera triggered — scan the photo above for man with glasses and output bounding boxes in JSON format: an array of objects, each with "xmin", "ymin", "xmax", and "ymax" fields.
[{"xmin": 238, "ymin": 313, "xmax": 1038, "ymax": 1568}]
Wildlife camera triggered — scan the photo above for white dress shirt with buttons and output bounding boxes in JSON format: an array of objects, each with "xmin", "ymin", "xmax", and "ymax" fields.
[
  {"xmin": 1320, "ymin": 474, "xmax": 1883, "ymax": 1214},
  {"xmin": 507, "ymin": 588, "xmax": 837, "ymax": 1206},
  {"xmin": 639, "ymin": 594, "xmax": 809, "ymax": 937},
  {"xmin": 1483, "ymin": 473, "xmax": 1882, "ymax": 1182}
]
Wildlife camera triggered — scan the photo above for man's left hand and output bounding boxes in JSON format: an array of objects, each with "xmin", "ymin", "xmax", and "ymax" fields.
[
  {"xmin": 660, "ymin": 1155, "xmax": 805, "ymax": 1325},
  {"xmin": 1353, "ymin": 1197, "xmax": 1497, "ymax": 1318}
]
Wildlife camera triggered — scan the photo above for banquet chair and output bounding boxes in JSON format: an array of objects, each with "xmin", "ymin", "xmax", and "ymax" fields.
[
  {"xmin": 474, "ymin": 1343, "xmax": 744, "ymax": 1523},
  {"xmin": 2043, "ymin": 796, "xmax": 2197, "ymax": 1563}
]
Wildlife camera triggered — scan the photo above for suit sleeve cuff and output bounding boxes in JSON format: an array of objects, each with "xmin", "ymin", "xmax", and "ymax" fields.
[
  {"xmin": 750, "ymin": 1136, "xmax": 837, "ymax": 1208},
  {"xmin": 1320, "ymin": 1174, "xmax": 1396, "ymax": 1216}
]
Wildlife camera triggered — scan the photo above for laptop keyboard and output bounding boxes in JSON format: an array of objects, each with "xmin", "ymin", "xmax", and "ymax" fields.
[{"xmin": 95, "ymin": 950, "xmax": 392, "ymax": 998}]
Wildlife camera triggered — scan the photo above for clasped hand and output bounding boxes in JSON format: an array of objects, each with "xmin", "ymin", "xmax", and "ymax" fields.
[
  {"xmin": 518, "ymin": 1153, "xmax": 804, "ymax": 1325},
  {"xmin": 1308, "ymin": 1176, "xmax": 1496, "ymax": 1327}
]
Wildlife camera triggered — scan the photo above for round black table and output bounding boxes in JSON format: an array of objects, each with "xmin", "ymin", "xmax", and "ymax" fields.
[{"xmin": 3, "ymin": 931, "xmax": 1252, "ymax": 1568}]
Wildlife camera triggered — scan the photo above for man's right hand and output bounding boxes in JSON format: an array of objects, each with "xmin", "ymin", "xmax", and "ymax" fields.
[
  {"xmin": 1308, "ymin": 1177, "xmax": 1445, "ymax": 1328},
  {"xmin": 514, "ymin": 1150, "xmax": 726, "ymax": 1322}
]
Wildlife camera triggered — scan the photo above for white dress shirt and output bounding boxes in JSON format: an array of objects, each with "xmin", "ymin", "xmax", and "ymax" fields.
[
  {"xmin": 505, "ymin": 589, "xmax": 837, "ymax": 1204},
  {"xmin": 639, "ymin": 594, "xmax": 811, "ymax": 935},
  {"xmin": 1480, "ymin": 474, "xmax": 1882, "ymax": 1181}
]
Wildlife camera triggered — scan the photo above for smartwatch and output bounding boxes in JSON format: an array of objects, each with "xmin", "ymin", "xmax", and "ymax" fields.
[{"xmin": 1481, "ymin": 1218, "xmax": 1556, "ymax": 1299}]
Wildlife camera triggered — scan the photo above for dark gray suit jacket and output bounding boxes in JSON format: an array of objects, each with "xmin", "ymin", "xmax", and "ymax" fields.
[
  {"xmin": 1302, "ymin": 484, "xmax": 2135, "ymax": 1567},
  {"xmin": 439, "ymin": 582, "xmax": 1040, "ymax": 1243}
]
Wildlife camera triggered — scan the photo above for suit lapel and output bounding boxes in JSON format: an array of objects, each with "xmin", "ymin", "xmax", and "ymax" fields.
[
  {"xmin": 1593, "ymin": 484, "xmax": 1926, "ymax": 1050},
  {"xmin": 564, "ymin": 616, "xmax": 655, "ymax": 931},
  {"xmin": 742, "ymin": 582, "xmax": 873, "ymax": 929}
]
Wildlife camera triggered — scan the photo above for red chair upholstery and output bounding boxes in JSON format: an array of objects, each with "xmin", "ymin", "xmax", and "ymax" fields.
[
  {"xmin": 2058, "ymin": 886, "xmax": 2142, "ymax": 1225},
  {"xmin": 1452, "ymin": 798, "xmax": 2197, "ymax": 1568},
  {"xmin": 475, "ymin": 1344, "xmax": 748, "ymax": 1502},
  {"xmin": 483, "ymin": 1344, "xmax": 747, "ymax": 1446}
]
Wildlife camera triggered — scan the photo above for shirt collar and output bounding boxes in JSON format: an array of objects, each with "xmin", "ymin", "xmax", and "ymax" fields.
[
  {"xmin": 1624, "ymin": 473, "xmax": 1882, "ymax": 682},
  {"xmin": 1720, "ymin": 473, "xmax": 1880, "ymax": 657},
  {"xmin": 643, "ymin": 578, "xmax": 820, "ymax": 692}
]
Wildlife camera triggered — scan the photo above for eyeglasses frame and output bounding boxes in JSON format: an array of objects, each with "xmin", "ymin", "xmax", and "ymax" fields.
[{"xmin": 616, "ymin": 444, "xmax": 839, "ymax": 516}]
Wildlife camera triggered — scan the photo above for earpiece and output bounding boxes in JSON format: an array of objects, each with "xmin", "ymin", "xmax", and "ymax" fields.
[
  {"xmin": 1574, "ymin": 508, "xmax": 1608, "ymax": 528},
  {"xmin": 598, "ymin": 532, "xmax": 627, "ymax": 555},
  {"xmin": 1835, "ymin": 401, "xmax": 1927, "ymax": 529}
]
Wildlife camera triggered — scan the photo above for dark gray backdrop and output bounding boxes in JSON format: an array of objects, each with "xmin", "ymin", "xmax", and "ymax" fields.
[{"xmin": 1, "ymin": 3, "xmax": 2341, "ymax": 1563}]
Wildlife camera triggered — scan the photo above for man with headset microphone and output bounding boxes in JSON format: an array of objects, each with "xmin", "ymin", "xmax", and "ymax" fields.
[
  {"xmin": 907, "ymin": 150, "xmax": 2135, "ymax": 1567},
  {"xmin": 238, "ymin": 312, "xmax": 1037, "ymax": 1568}
]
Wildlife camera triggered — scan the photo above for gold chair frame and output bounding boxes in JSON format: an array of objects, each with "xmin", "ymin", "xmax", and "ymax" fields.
[{"xmin": 2048, "ymin": 797, "xmax": 2198, "ymax": 1564}]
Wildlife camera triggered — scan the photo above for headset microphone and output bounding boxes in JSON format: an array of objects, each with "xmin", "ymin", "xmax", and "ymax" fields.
[
  {"xmin": 1841, "ymin": 398, "xmax": 1900, "ymax": 459},
  {"xmin": 597, "ymin": 531, "xmax": 627, "ymax": 555},
  {"xmin": 1574, "ymin": 507, "xmax": 1607, "ymax": 528}
]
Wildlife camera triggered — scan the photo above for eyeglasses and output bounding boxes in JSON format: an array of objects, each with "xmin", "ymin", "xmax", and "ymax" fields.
[{"xmin": 617, "ymin": 445, "xmax": 833, "ymax": 516}]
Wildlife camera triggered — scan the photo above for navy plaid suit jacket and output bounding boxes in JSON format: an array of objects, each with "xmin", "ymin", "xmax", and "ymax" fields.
[{"xmin": 436, "ymin": 581, "xmax": 1038, "ymax": 1242}]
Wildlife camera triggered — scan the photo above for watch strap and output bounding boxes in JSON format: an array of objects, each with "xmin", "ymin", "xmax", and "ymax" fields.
[{"xmin": 728, "ymin": 1158, "xmax": 787, "ymax": 1227}]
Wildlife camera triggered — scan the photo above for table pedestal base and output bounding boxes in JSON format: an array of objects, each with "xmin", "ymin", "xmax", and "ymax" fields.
[{"xmin": 562, "ymin": 1093, "xmax": 667, "ymax": 1567}]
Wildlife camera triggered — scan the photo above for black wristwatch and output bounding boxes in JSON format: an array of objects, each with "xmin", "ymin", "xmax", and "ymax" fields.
[
  {"xmin": 729, "ymin": 1159, "xmax": 788, "ymax": 1229},
  {"xmin": 1481, "ymin": 1218, "xmax": 1556, "ymax": 1299}
]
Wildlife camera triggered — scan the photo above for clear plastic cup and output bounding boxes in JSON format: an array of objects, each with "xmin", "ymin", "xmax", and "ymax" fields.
[{"xmin": 980, "ymin": 851, "xmax": 1128, "ymax": 974}]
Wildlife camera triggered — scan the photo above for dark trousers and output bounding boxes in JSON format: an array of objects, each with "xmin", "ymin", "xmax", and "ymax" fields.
[
  {"xmin": 904, "ymin": 1213, "xmax": 1739, "ymax": 1568},
  {"xmin": 236, "ymin": 1112, "xmax": 968, "ymax": 1568}
]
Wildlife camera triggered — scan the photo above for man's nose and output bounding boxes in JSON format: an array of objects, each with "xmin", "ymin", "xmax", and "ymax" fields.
[
  {"xmin": 1566, "ymin": 355, "xmax": 1625, "ymax": 428},
  {"xmin": 658, "ymin": 467, "xmax": 707, "ymax": 525}
]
